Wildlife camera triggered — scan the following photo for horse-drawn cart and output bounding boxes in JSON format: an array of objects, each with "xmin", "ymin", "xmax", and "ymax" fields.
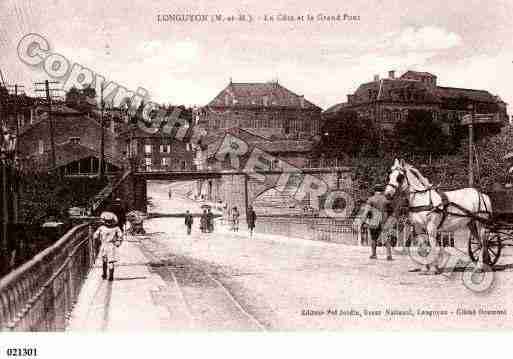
[{"xmin": 468, "ymin": 188, "xmax": 513, "ymax": 266}]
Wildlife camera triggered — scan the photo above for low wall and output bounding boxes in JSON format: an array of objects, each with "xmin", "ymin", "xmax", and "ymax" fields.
[
  {"xmin": 253, "ymin": 215, "xmax": 458, "ymax": 248},
  {"xmin": 254, "ymin": 216, "xmax": 367, "ymax": 245}
]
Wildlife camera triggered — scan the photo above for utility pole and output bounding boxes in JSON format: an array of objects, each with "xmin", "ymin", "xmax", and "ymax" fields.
[
  {"xmin": 468, "ymin": 104, "xmax": 475, "ymax": 187},
  {"xmin": 99, "ymin": 85, "xmax": 105, "ymax": 178},
  {"xmin": 35, "ymin": 80, "xmax": 59, "ymax": 170},
  {"xmin": 6, "ymin": 84, "xmax": 24, "ymax": 224}
]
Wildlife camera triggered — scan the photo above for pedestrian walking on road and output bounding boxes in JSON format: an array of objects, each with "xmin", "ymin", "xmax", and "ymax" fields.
[
  {"xmin": 231, "ymin": 206, "xmax": 240, "ymax": 232},
  {"xmin": 185, "ymin": 210, "xmax": 193, "ymax": 235},
  {"xmin": 359, "ymin": 184, "xmax": 393, "ymax": 261},
  {"xmin": 94, "ymin": 213, "xmax": 124, "ymax": 281},
  {"xmin": 207, "ymin": 208, "xmax": 214, "ymax": 233},
  {"xmin": 246, "ymin": 206, "xmax": 257, "ymax": 238},
  {"xmin": 200, "ymin": 209, "xmax": 207, "ymax": 233}
]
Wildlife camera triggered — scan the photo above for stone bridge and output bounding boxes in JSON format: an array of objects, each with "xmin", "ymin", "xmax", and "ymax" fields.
[{"xmin": 111, "ymin": 167, "xmax": 354, "ymax": 217}]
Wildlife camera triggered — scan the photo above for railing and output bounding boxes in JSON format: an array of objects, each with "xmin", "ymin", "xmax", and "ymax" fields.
[
  {"xmin": 0, "ymin": 222, "xmax": 99, "ymax": 331},
  {"xmin": 254, "ymin": 216, "xmax": 368, "ymax": 245},
  {"xmin": 254, "ymin": 215, "xmax": 455, "ymax": 247},
  {"xmin": 90, "ymin": 169, "xmax": 132, "ymax": 213}
]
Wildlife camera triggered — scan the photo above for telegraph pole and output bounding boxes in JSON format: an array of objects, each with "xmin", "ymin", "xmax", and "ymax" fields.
[
  {"xmin": 35, "ymin": 80, "xmax": 59, "ymax": 170},
  {"xmin": 468, "ymin": 105, "xmax": 475, "ymax": 187},
  {"xmin": 99, "ymin": 85, "xmax": 105, "ymax": 178},
  {"xmin": 7, "ymin": 84, "xmax": 24, "ymax": 224}
]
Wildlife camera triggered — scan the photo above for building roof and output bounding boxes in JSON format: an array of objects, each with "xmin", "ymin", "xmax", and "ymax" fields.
[
  {"xmin": 201, "ymin": 127, "xmax": 270, "ymax": 146},
  {"xmin": 254, "ymin": 140, "xmax": 315, "ymax": 154},
  {"xmin": 31, "ymin": 140, "xmax": 123, "ymax": 169},
  {"xmin": 401, "ymin": 70, "xmax": 436, "ymax": 78},
  {"xmin": 324, "ymin": 70, "xmax": 504, "ymax": 116},
  {"xmin": 35, "ymin": 103, "xmax": 83, "ymax": 116},
  {"xmin": 19, "ymin": 112, "xmax": 115, "ymax": 139},
  {"xmin": 207, "ymin": 82, "xmax": 321, "ymax": 110},
  {"xmin": 117, "ymin": 122, "xmax": 191, "ymax": 140},
  {"xmin": 203, "ymin": 127, "xmax": 315, "ymax": 158},
  {"xmin": 433, "ymin": 86, "xmax": 498, "ymax": 103}
]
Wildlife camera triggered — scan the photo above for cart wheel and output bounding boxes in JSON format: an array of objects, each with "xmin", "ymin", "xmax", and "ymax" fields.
[{"xmin": 468, "ymin": 232, "xmax": 502, "ymax": 266}]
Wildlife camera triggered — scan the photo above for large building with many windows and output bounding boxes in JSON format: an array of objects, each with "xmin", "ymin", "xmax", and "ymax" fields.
[
  {"xmin": 118, "ymin": 126, "xmax": 194, "ymax": 172},
  {"xmin": 324, "ymin": 70, "xmax": 508, "ymax": 136},
  {"xmin": 198, "ymin": 81, "xmax": 323, "ymax": 140}
]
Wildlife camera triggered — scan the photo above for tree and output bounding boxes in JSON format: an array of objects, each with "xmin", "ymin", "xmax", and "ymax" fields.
[
  {"xmin": 393, "ymin": 109, "xmax": 452, "ymax": 155},
  {"xmin": 64, "ymin": 85, "xmax": 96, "ymax": 112},
  {"xmin": 316, "ymin": 110, "xmax": 379, "ymax": 157},
  {"xmin": 473, "ymin": 124, "xmax": 513, "ymax": 188}
]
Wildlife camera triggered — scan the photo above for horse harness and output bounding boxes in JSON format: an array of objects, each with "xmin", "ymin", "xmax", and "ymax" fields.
[{"xmin": 389, "ymin": 168, "xmax": 490, "ymax": 229}]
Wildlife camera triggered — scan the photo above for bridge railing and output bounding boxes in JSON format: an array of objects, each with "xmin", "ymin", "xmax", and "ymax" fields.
[
  {"xmin": 253, "ymin": 215, "xmax": 368, "ymax": 245},
  {"xmin": 253, "ymin": 215, "xmax": 455, "ymax": 247},
  {"xmin": 0, "ymin": 222, "xmax": 99, "ymax": 331}
]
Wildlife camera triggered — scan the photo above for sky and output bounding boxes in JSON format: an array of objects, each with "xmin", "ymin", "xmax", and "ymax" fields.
[{"xmin": 0, "ymin": 0, "xmax": 512, "ymax": 110}]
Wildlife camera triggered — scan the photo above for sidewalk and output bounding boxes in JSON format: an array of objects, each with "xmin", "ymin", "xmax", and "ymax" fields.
[{"xmin": 66, "ymin": 236, "xmax": 193, "ymax": 331}]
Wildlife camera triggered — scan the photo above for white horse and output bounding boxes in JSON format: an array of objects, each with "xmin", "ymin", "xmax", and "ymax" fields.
[{"xmin": 384, "ymin": 159, "xmax": 492, "ymax": 273}]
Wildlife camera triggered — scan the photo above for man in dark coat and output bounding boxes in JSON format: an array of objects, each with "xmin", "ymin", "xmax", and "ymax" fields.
[
  {"xmin": 361, "ymin": 185, "xmax": 393, "ymax": 260},
  {"xmin": 246, "ymin": 206, "xmax": 257, "ymax": 238},
  {"xmin": 206, "ymin": 208, "xmax": 214, "ymax": 232},
  {"xmin": 200, "ymin": 209, "xmax": 207, "ymax": 233},
  {"xmin": 184, "ymin": 210, "xmax": 193, "ymax": 235}
]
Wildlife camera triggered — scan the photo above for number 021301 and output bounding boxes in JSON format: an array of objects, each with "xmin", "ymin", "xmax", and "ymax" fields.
[{"xmin": 6, "ymin": 348, "xmax": 37, "ymax": 357}]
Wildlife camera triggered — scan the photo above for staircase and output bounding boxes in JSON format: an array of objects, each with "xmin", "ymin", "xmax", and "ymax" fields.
[{"xmin": 90, "ymin": 170, "xmax": 132, "ymax": 213}]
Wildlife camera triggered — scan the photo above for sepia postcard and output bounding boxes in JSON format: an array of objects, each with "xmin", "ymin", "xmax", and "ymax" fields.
[{"xmin": 1, "ymin": 0, "xmax": 512, "ymax": 356}]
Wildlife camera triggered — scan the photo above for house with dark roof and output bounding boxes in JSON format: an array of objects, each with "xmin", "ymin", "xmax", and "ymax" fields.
[
  {"xmin": 17, "ymin": 103, "xmax": 121, "ymax": 172},
  {"xmin": 27, "ymin": 137, "xmax": 122, "ymax": 176},
  {"xmin": 324, "ymin": 70, "xmax": 508, "ymax": 136},
  {"xmin": 199, "ymin": 81, "xmax": 323, "ymax": 141}
]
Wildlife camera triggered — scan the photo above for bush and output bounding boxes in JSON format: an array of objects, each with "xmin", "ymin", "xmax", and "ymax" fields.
[
  {"xmin": 19, "ymin": 173, "xmax": 108, "ymax": 224},
  {"xmin": 317, "ymin": 110, "xmax": 380, "ymax": 157}
]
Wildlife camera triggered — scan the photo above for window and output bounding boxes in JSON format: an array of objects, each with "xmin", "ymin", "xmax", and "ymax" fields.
[
  {"xmin": 161, "ymin": 157, "xmax": 170, "ymax": 167},
  {"xmin": 38, "ymin": 140, "xmax": 44, "ymax": 154},
  {"xmin": 144, "ymin": 143, "xmax": 152, "ymax": 154},
  {"xmin": 131, "ymin": 139, "xmax": 138, "ymax": 155},
  {"xmin": 17, "ymin": 114, "xmax": 24, "ymax": 128},
  {"xmin": 160, "ymin": 144, "xmax": 171, "ymax": 153},
  {"xmin": 284, "ymin": 120, "xmax": 290, "ymax": 134},
  {"xmin": 304, "ymin": 120, "xmax": 311, "ymax": 133},
  {"xmin": 145, "ymin": 157, "xmax": 152, "ymax": 167}
]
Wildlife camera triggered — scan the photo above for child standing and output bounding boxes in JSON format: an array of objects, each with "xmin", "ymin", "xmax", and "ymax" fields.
[{"xmin": 94, "ymin": 215, "xmax": 124, "ymax": 281}]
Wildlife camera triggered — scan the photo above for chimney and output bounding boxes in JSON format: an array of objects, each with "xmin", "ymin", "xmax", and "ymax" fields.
[
  {"xmin": 389, "ymin": 70, "xmax": 395, "ymax": 79},
  {"xmin": 374, "ymin": 74, "xmax": 380, "ymax": 82},
  {"xmin": 299, "ymin": 95, "xmax": 305, "ymax": 108},
  {"xmin": 347, "ymin": 94, "xmax": 353, "ymax": 103}
]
